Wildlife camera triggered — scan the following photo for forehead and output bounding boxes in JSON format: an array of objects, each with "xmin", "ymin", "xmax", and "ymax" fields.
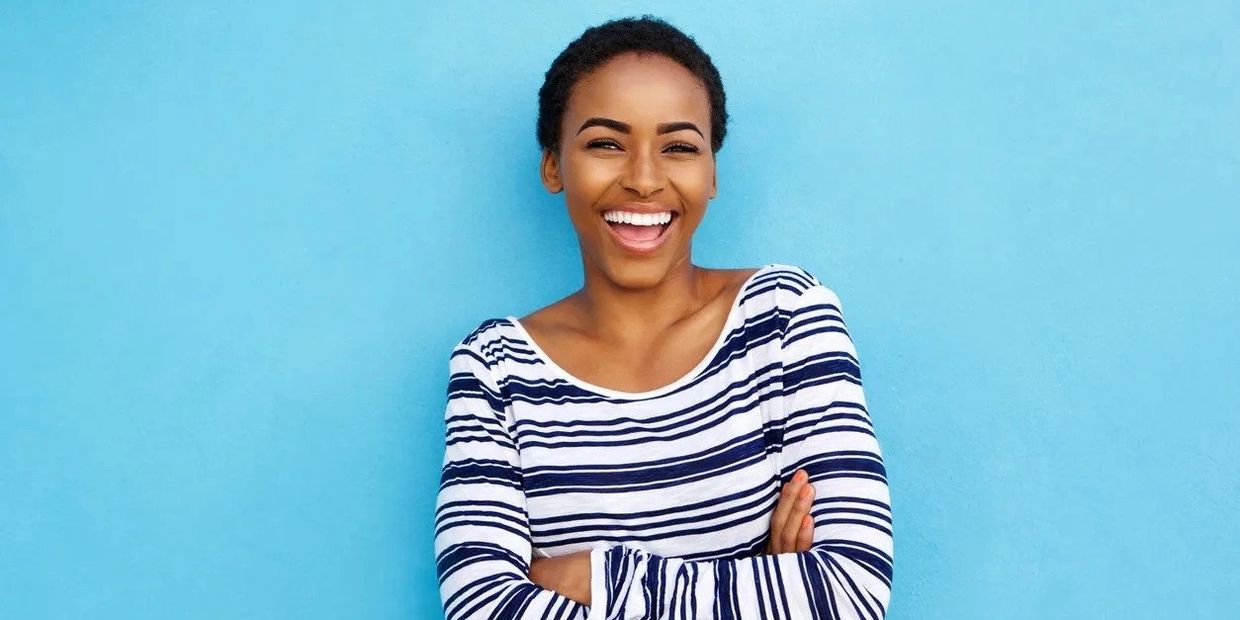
[{"xmin": 563, "ymin": 52, "xmax": 711, "ymax": 129}]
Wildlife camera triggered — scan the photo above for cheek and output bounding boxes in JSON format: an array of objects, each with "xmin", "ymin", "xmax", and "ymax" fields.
[
  {"xmin": 561, "ymin": 184, "xmax": 604, "ymax": 236},
  {"xmin": 563, "ymin": 158, "xmax": 617, "ymax": 194},
  {"xmin": 669, "ymin": 163, "xmax": 715, "ymax": 201},
  {"xmin": 559, "ymin": 156, "xmax": 613, "ymax": 226}
]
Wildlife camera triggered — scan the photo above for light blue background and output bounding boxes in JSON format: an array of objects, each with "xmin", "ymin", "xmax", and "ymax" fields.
[{"xmin": 2, "ymin": 1, "xmax": 1237, "ymax": 618}]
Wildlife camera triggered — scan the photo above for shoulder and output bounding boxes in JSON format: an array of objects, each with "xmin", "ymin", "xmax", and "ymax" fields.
[
  {"xmin": 762, "ymin": 265, "xmax": 859, "ymax": 359},
  {"xmin": 513, "ymin": 292, "xmax": 586, "ymax": 350},
  {"xmin": 456, "ymin": 317, "xmax": 512, "ymax": 351},
  {"xmin": 757, "ymin": 262, "xmax": 843, "ymax": 309},
  {"xmin": 448, "ymin": 317, "xmax": 521, "ymax": 377}
]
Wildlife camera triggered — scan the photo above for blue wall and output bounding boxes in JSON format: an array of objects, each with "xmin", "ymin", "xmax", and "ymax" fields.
[{"xmin": 2, "ymin": 1, "xmax": 1237, "ymax": 618}]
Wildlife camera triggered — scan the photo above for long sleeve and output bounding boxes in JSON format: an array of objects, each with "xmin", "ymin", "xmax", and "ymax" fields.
[
  {"xmin": 434, "ymin": 341, "xmax": 590, "ymax": 620},
  {"xmin": 586, "ymin": 279, "xmax": 894, "ymax": 620}
]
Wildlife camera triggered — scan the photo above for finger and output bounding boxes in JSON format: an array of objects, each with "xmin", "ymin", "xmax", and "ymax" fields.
[
  {"xmin": 773, "ymin": 478, "xmax": 811, "ymax": 553},
  {"xmin": 768, "ymin": 486, "xmax": 793, "ymax": 553},
  {"xmin": 768, "ymin": 468, "xmax": 808, "ymax": 533},
  {"xmin": 780, "ymin": 483, "xmax": 814, "ymax": 551},
  {"xmin": 768, "ymin": 470, "xmax": 807, "ymax": 553},
  {"xmin": 795, "ymin": 514, "xmax": 814, "ymax": 552},
  {"xmin": 767, "ymin": 480, "xmax": 799, "ymax": 552}
]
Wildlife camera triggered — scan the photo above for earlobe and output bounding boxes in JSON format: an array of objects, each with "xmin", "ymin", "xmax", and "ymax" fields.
[{"xmin": 541, "ymin": 149, "xmax": 564, "ymax": 194}]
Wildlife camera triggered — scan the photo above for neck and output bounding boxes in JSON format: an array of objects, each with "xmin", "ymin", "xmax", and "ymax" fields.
[{"xmin": 575, "ymin": 254, "xmax": 707, "ymax": 342}]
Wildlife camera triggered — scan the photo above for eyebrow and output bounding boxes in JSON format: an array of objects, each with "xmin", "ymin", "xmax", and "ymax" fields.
[{"xmin": 576, "ymin": 117, "xmax": 704, "ymax": 139}]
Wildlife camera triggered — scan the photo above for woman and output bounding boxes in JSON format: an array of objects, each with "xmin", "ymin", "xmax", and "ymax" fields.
[{"xmin": 434, "ymin": 16, "xmax": 893, "ymax": 620}]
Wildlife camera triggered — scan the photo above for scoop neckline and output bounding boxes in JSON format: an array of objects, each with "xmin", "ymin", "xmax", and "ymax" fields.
[{"xmin": 504, "ymin": 264, "xmax": 775, "ymax": 400}]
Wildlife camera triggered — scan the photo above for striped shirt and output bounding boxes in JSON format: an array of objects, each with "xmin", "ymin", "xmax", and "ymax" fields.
[{"xmin": 435, "ymin": 263, "xmax": 893, "ymax": 620}]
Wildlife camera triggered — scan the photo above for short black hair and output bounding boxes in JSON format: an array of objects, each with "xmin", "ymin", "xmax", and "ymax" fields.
[{"xmin": 537, "ymin": 15, "xmax": 728, "ymax": 154}]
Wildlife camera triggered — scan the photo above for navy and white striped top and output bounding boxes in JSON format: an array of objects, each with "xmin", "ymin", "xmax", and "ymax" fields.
[{"xmin": 435, "ymin": 263, "xmax": 893, "ymax": 620}]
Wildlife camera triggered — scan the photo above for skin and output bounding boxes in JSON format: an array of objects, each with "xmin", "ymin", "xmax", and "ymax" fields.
[
  {"xmin": 522, "ymin": 52, "xmax": 816, "ymax": 605},
  {"xmin": 527, "ymin": 51, "xmax": 745, "ymax": 394}
]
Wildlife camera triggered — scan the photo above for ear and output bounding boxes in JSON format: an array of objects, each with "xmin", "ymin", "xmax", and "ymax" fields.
[
  {"xmin": 540, "ymin": 148, "xmax": 563, "ymax": 194},
  {"xmin": 709, "ymin": 164, "xmax": 717, "ymax": 199}
]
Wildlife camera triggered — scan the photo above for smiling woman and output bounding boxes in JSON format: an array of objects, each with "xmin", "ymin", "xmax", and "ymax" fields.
[
  {"xmin": 434, "ymin": 15, "xmax": 893, "ymax": 620},
  {"xmin": 541, "ymin": 50, "xmax": 717, "ymax": 284}
]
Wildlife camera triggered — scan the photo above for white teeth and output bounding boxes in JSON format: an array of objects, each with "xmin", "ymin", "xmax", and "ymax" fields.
[{"xmin": 602, "ymin": 210, "xmax": 674, "ymax": 226}]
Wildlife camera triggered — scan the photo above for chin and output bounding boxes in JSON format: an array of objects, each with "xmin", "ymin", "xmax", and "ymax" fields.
[{"xmin": 598, "ymin": 254, "xmax": 681, "ymax": 291}]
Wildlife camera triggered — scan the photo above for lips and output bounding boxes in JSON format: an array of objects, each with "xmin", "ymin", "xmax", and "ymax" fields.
[{"xmin": 602, "ymin": 212, "xmax": 677, "ymax": 255}]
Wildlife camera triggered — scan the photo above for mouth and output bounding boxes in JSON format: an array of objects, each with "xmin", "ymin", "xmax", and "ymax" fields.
[{"xmin": 600, "ymin": 210, "xmax": 678, "ymax": 255}]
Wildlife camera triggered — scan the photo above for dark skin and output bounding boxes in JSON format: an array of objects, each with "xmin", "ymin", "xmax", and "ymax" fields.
[{"xmin": 522, "ymin": 51, "xmax": 816, "ymax": 606}]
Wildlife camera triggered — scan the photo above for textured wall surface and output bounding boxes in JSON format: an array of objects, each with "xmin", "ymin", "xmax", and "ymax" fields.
[{"xmin": 2, "ymin": 1, "xmax": 1237, "ymax": 618}]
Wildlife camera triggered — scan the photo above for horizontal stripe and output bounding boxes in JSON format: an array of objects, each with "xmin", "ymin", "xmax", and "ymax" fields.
[{"xmin": 435, "ymin": 263, "xmax": 893, "ymax": 619}]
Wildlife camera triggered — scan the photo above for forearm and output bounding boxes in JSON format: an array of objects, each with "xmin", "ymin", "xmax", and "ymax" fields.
[
  {"xmin": 526, "ymin": 466, "xmax": 890, "ymax": 619},
  {"xmin": 529, "ymin": 551, "xmax": 593, "ymax": 606},
  {"xmin": 592, "ymin": 540, "xmax": 892, "ymax": 620}
]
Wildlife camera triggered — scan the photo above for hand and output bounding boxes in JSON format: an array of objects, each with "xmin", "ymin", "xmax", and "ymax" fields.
[
  {"xmin": 529, "ymin": 550, "xmax": 592, "ymax": 605},
  {"xmin": 765, "ymin": 468, "xmax": 815, "ymax": 555}
]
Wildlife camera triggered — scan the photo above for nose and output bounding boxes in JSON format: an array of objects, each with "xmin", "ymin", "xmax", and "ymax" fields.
[{"xmin": 619, "ymin": 146, "xmax": 665, "ymax": 198}]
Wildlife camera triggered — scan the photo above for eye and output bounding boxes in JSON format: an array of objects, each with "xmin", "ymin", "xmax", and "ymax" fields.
[
  {"xmin": 586, "ymin": 139, "xmax": 622, "ymax": 150},
  {"xmin": 665, "ymin": 142, "xmax": 700, "ymax": 154}
]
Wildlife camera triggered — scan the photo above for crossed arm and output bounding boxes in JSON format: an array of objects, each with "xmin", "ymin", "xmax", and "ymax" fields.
[{"xmin": 528, "ymin": 469, "xmax": 819, "ymax": 605}]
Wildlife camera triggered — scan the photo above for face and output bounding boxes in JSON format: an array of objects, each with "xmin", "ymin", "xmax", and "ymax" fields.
[{"xmin": 541, "ymin": 52, "xmax": 717, "ymax": 290}]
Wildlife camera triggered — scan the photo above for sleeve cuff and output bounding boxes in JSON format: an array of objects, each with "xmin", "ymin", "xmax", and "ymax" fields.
[{"xmin": 585, "ymin": 546, "xmax": 610, "ymax": 620}]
